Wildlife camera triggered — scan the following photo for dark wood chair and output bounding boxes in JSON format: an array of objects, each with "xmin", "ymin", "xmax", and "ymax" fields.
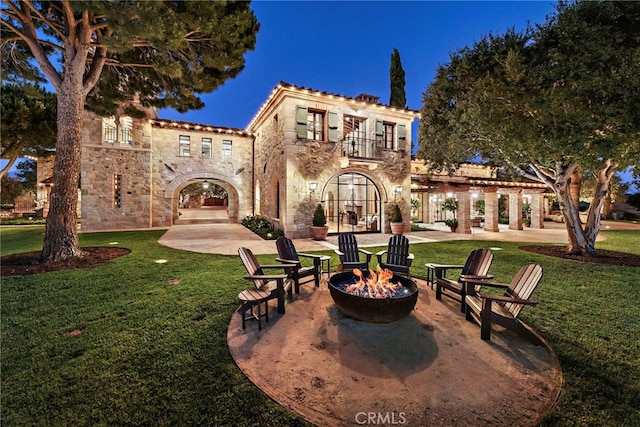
[
  {"xmin": 428, "ymin": 248, "xmax": 494, "ymax": 312},
  {"xmin": 334, "ymin": 232, "xmax": 372, "ymax": 272},
  {"xmin": 375, "ymin": 234, "xmax": 414, "ymax": 278},
  {"xmin": 465, "ymin": 264, "xmax": 543, "ymax": 340},
  {"xmin": 275, "ymin": 236, "xmax": 321, "ymax": 293},
  {"xmin": 237, "ymin": 247, "xmax": 294, "ymax": 328}
]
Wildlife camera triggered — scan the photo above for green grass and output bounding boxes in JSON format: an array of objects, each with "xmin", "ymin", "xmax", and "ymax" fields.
[{"xmin": 2, "ymin": 227, "xmax": 639, "ymax": 426}]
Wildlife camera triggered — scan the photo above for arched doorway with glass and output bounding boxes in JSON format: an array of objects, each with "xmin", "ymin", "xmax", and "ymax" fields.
[{"xmin": 325, "ymin": 172, "xmax": 381, "ymax": 234}]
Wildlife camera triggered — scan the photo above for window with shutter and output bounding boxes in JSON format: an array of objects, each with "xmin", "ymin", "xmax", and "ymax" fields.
[
  {"xmin": 383, "ymin": 122, "xmax": 395, "ymax": 149},
  {"xmin": 307, "ymin": 109, "xmax": 325, "ymax": 141}
]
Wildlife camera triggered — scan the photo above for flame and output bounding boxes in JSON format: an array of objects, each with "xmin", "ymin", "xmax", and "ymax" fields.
[{"xmin": 345, "ymin": 266, "xmax": 401, "ymax": 298}]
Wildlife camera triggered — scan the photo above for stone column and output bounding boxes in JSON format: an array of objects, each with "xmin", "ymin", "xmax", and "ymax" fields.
[
  {"xmin": 528, "ymin": 190, "xmax": 545, "ymax": 229},
  {"xmin": 483, "ymin": 189, "xmax": 500, "ymax": 232},
  {"xmin": 420, "ymin": 193, "xmax": 430, "ymax": 224},
  {"xmin": 456, "ymin": 191, "xmax": 472, "ymax": 234},
  {"xmin": 507, "ymin": 189, "xmax": 523, "ymax": 230}
]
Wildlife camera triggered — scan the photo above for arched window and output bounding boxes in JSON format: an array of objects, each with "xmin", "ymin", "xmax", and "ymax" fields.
[{"xmin": 324, "ymin": 173, "xmax": 381, "ymax": 234}]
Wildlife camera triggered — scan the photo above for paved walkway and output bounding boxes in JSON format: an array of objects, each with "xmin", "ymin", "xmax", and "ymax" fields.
[{"xmin": 159, "ymin": 207, "xmax": 580, "ymax": 255}]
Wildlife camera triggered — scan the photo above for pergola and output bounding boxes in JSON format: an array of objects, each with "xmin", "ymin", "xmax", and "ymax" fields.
[{"xmin": 410, "ymin": 161, "xmax": 552, "ymax": 234}]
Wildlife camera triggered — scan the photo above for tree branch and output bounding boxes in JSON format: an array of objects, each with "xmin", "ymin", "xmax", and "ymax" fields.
[
  {"xmin": 0, "ymin": 140, "xmax": 24, "ymax": 180},
  {"xmin": 3, "ymin": 1, "xmax": 63, "ymax": 89}
]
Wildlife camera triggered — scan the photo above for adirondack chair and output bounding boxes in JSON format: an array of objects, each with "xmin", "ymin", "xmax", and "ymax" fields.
[
  {"xmin": 275, "ymin": 236, "xmax": 321, "ymax": 293},
  {"xmin": 464, "ymin": 264, "xmax": 543, "ymax": 340},
  {"xmin": 428, "ymin": 248, "xmax": 494, "ymax": 312},
  {"xmin": 375, "ymin": 234, "xmax": 414, "ymax": 278},
  {"xmin": 334, "ymin": 233, "xmax": 372, "ymax": 272},
  {"xmin": 237, "ymin": 247, "xmax": 294, "ymax": 329}
]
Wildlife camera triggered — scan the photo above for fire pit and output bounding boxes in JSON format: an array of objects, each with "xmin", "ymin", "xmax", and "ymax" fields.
[{"xmin": 328, "ymin": 267, "xmax": 418, "ymax": 323}]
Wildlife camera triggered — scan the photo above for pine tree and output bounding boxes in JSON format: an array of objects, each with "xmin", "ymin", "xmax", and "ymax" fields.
[{"xmin": 389, "ymin": 48, "xmax": 406, "ymax": 108}]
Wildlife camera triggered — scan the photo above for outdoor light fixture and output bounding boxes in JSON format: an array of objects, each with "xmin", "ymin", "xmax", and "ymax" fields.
[
  {"xmin": 202, "ymin": 180, "xmax": 210, "ymax": 190},
  {"xmin": 308, "ymin": 182, "xmax": 318, "ymax": 194},
  {"xmin": 394, "ymin": 185, "xmax": 403, "ymax": 200}
]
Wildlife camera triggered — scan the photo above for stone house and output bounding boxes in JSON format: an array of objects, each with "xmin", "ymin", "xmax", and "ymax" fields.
[
  {"xmin": 37, "ymin": 81, "xmax": 551, "ymax": 236},
  {"xmin": 247, "ymin": 82, "xmax": 419, "ymax": 238},
  {"xmin": 36, "ymin": 82, "xmax": 417, "ymax": 236}
]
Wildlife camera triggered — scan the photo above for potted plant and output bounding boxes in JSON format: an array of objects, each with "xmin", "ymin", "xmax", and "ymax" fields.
[
  {"xmin": 310, "ymin": 203, "xmax": 328, "ymax": 240},
  {"xmin": 444, "ymin": 218, "xmax": 458, "ymax": 232},
  {"xmin": 522, "ymin": 203, "xmax": 531, "ymax": 227},
  {"xmin": 442, "ymin": 197, "xmax": 458, "ymax": 232},
  {"xmin": 390, "ymin": 204, "xmax": 405, "ymax": 235}
]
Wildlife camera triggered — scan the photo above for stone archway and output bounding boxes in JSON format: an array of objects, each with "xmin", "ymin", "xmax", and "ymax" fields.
[{"xmin": 164, "ymin": 172, "xmax": 243, "ymax": 225}]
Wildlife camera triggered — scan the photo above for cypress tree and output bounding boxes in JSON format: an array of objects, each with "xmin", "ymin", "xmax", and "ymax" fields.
[{"xmin": 389, "ymin": 48, "xmax": 407, "ymax": 108}]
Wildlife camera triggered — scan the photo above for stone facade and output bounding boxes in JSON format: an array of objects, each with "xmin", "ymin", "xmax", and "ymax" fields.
[
  {"xmin": 38, "ymin": 81, "xmax": 555, "ymax": 235},
  {"xmin": 248, "ymin": 82, "xmax": 419, "ymax": 238},
  {"xmin": 78, "ymin": 110, "xmax": 253, "ymax": 231}
]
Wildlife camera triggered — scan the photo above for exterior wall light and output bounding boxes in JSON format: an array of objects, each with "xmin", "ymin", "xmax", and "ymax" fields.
[
  {"xmin": 202, "ymin": 180, "xmax": 210, "ymax": 190},
  {"xmin": 308, "ymin": 182, "xmax": 318, "ymax": 195}
]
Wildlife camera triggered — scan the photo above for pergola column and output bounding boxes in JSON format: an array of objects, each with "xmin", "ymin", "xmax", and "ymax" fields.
[
  {"xmin": 507, "ymin": 189, "xmax": 523, "ymax": 230},
  {"xmin": 483, "ymin": 188, "xmax": 500, "ymax": 232},
  {"xmin": 456, "ymin": 190, "xmax": 472, "ymax": 234},
  {"xmin": 527, "ymin": 190, "xmax": 545, "ymax": 229}
]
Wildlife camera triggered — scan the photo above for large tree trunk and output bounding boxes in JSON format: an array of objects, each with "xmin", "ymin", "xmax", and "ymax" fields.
[
  {"xmin": 552, "ymin": 160, "xmax": 616, "ymax": 256},
  {"xmin": 40, "ymin": 81, "xmax": 85, "ymax": 262},
  {"xmin": 569, "ymin": 165, "xmax": 583, "ymax": 222}
]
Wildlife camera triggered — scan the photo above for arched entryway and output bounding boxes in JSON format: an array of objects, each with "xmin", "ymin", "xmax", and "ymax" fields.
[
  {"xmin": 176, "ymin": 180, "xmax": 232, "ymax": 224},
  {"xmin": 165, "ymin": 174, "xmax": 241, "ymax": 225},
  {"xmin": 323, "ymin": 172, "xmax": 381, "ymax": 234}
]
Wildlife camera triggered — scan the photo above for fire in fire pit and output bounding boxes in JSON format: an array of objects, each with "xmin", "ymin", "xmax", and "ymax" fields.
[{"xmin": 328, "ymin": 267, "xmax": 418, "ymax": 323}]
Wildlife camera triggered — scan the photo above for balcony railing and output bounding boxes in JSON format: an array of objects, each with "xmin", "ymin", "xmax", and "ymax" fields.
[{"xmin": 340, "ymin": 137, "xmax": 383, "ymax": 160}]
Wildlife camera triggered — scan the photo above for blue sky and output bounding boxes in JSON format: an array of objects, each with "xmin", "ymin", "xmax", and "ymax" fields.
[
  {"xmin": 160, "ymin": 0, "xmax": 557, "ymax": 128},
  {"xmin": 4, "ymin": 1, "xmax": 635, "ymax": 190}
]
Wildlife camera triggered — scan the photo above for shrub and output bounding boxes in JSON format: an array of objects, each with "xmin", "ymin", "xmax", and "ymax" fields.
[
  {"xmin": 444, "ymin": 218, "xmax": 458, "ymax": 228},
  {"xmin": 390, "ymin": 204, "xmax": 403, "ymax": 223},
  {"xmin": 241, "ymin": 215, "xmax": 282, "ymax": 240},
  {"xmin": 312, "ymin": 204, "xmax": 326, "ymax": 227}
]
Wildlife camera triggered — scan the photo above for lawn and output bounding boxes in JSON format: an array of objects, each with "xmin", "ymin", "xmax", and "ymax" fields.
[{"xmin": 1, "ymin": 227, "xmax": 639, "ymax": 426}]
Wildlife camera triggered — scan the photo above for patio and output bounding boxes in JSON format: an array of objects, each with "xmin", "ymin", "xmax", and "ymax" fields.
[{"xmin": 228, "ymin": 278, "xmax": 562, "ymax": 426}]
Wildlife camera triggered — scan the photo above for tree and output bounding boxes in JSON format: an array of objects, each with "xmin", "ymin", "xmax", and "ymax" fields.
[
  {"xmin": 418, "ymin": 1, "xmax": 640, "ymax": 256},
  {"xmin": 0, "ymin": 174, "xmax": 23, "ymax": 204},
  {"xmin": 15, "ymin": 158, "xmax": 36, "ymax": 192},
  {"xmin": 389, "ymin": 48, "xmax": 406, "ymax": 108},
  {"xmin": 1, "ymin": 1, "xmax": 259, "ymax": 261},
  {"xmin": 0, "ymin": 83, "xmax": 57, "ymax": 179}
]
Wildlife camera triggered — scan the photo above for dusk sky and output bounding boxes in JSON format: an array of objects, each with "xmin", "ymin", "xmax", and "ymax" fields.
[{"xmin": 159, "ymin": 0, "xmax": 557, "ymax": 130}]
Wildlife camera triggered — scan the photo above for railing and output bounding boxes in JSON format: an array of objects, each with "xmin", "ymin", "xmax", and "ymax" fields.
[{"xmin": 340, "ymin": 137, "xmax": 383, "ymax": 160}]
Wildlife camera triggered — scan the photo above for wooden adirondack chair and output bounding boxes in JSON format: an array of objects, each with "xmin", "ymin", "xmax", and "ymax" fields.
[
  {"xmin": 334, "ymin": 233, "xmax": 372, "ymax": 272},
  {"xmin": 237, "ymin": 247, "xmax": 294, "ymax": 329},
  {"xmin": 275, "ymin": 236, "xmax": 321, "ymax": 293},
  {"xmin": 464, "ymin": 264, "xmax": 543, "ymax": 340},
  {"xmin": 428, "ymin": 248, "xmax": 494, "ymax": 312},
  {"xmin": 375, "ymin": 234, "xmax": 414, "ymax": 278}
]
